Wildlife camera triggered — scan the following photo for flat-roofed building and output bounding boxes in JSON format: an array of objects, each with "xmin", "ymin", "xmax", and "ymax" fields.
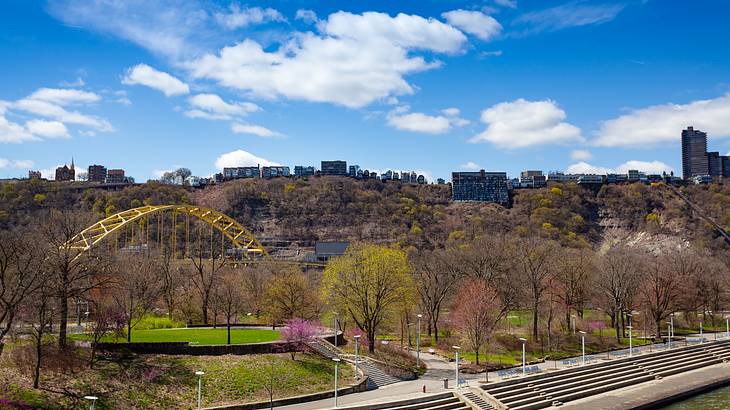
[
  {"xmin": 682, "ymin": 126, "xmax": 709, "ymax": 179},
  {"xmin": 452, "ymin": 170, "xmax": 509, "ymax": 206},
  {"xmin": 321, "ymin": 160, "xmax": 347, "ymax": 176}
]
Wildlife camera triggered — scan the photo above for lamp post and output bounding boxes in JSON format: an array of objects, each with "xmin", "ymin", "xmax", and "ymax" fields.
[
  {"xmin": 84, "ymin": 396, "xmax": 98, "ymax": 410},
  {"xmin": 627, "ymin": 313, "xmax": 633, "ymax": 357},
  {"xmin": 195, "ymin": 371, "xmax": 204, "ymax": 410},
  {"xmin": 519, "ymin": 338, "xmax": 527, "ymax": 375},
  {"xmin": 700, "ymin": 320, "xmax": 704, "ymax": 343},
  {"xmin": 332, "ymin": 358, "xmax": 341, "ymax": 408},
  {"xmin": 571, "ymin": 315, "xmax": 576, "ymax": 335},
  {"xmin": 726, "ymin": 317, "xmax": 729, "ymax": 339},
  {"xmin": 670, "ymin": 313, "xmax": 674, "ymax": 339},
  {"xmin": 667, "ymin": 322, "xmax": 672, "ymax": 350},
  {"xmin": 333, "ymin": 312, "xmax": 339, "ymax": 347},
  {"xmin": 453, "ymin": 346, "xmax": 461, "ymax": 388},
  {"xmin": 416, "ymin": 314, "xmax": 422, "ymax": 368},
  {"xmin": 579, "ymin": 331, "xmax": 586, "ymax": 365},
  {"xmin": 353, "ymin": 335, "xmax": 361, "ymax": 378}
]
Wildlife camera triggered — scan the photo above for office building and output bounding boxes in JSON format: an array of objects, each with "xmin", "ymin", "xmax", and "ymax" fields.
[
  {"xmin": 321, "ymin": 160, "xmax": 347, "ymax": 176},
  {"xmin": 520, "ymin": 170, "xmax": 546, "ymax": 188},
  {"xmin": 294, "ymin": 165, "xmax": 315, "ymax": 177},
  {"xmin": 28, "ymin": 170, "xmax": 41, "ymax": 179},
  {"xmin": 262, "ymin": 166, "xmax": 290, "ymax": 178},
  {"xmin": 223, "ymin": 166, "xmax": 260, "ymax": 179},
  {"xmin": 681, "ymin": 126, "xmax": 709, "ymax": 179},
  {"xmin": 55, "ymin": 158, "xmax": 75, "ymax": 181},
  {"xmin": 88, "ymin": 165, "xmax": 107, "ymax": 183},
  {"xmin": 707, "ymin": 152, "xmax": 721, "ymax": 177},
  {"xmin": 106, "ymin": 169, "xmax": 126, "ymax": 183},
  {"xmin": 722, "ymin": 156, "xmax": 730, "ymax": 177},
  {"xmin": 452, "ymin": 170, "xmax": 509, "ymax": 206}
]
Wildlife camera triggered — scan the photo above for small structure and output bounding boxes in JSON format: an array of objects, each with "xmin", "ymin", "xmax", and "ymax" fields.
[{"xmin": 313, "ymin": 241, "xmax": 349, "ymax": 262}]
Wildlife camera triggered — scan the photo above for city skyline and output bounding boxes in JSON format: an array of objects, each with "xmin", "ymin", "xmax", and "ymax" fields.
[{"xmin": 2, "ymin": 1, "xmax": 730, "ymax": 181}]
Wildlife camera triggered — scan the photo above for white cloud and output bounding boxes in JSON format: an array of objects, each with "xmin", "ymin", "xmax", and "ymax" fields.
[
  {"xmin": 387, "ymin": 106, "xmax": 469, "ymax": 134},
  {"xmin": 231, "ymin": 123, "xmax": 282, "ymax": 138},
  {"xmin": 188, "ymin": 11, "xmax": 467, "ymax": 108},
  {"xmin": 295, "ymin": 9, "xmax": 318, "ymax": 24},
  {"xmin": 28, "ymin": 88, "xmax": 100, "ymax": 105},
  {"xmin": 25, "ymin": 119, "xmax": 70, "ymax": 138},
  {"xmin": 514, "ymin": 3, "xmax": 624, "ymax": 34},
  {"xmin": 0, "ymin": 104, "xmax": 37, "ymax": 143},
  {"xmin": 215, "ymin": 4, "xmax": 286, "ymax": 30},
  {"xmin": 471, "ymin": 98, "xmax": 582, "ymax": 148},
  {"xmin": 184, "ymin": 93, "xmax": 260, "ymax": 121},
  {"xmin": 59, "ymin": 77, "xmax": 86, "ymax": 87},
  {"xmin": 114, "ymin": 90, "xmax": 132, "ymax": 105},
  {"xmin": 479, "ymin": 50, "xmax": 503, "ymax": 58},
  {"xmin": 122, "ymin": 64, "xmax": 189, "ymax": 97},
  {"xmin": 13, "ymin": 98, "xmax": 112, "ymax": 131},
  {"xmin": 494, "ymin": 0, "xmax": 518, "ymax": 9},
  {"xmin": 215, "ymin": 149, "xmax": 279, "ymax": 170},
  {"xmin": 595, "ymin": 92, "xmax": 730, "ymax": 147},
  {"xmin": 570, "ymin": 149, "xmax": 592, "ymax": 161},
  {"xmin": 460, "ymin": 161, "xmax": 482, "ymax": 170},
  {"xmin": 566, "ymin": 160, "xmax": 673, "ymax": 175},
  {"xmin": 441, "ymin": 10, "xmax": 502, "ymax": 41},
  {"xmin": 0, "ymin": 158, "xmax": 34, "ymax": 169}
]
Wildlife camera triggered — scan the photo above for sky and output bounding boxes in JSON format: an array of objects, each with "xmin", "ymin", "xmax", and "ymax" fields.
[{"xmin": 2, "ymin": 0, "xmax": 730, "ymax": 182}]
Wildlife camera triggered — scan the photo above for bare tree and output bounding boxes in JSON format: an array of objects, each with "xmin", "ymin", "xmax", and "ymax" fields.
[
  {"xmin": 411, "ymin": 248, "xmax": 461, "ymax": 342},
  {"xmin": 451, "ymin": 279, "xmax": 507, "ymax": 365},
  {"xmin": 264, "ymin": 266, "xmax": 320, "ymax": 323},
  {"xmin": 113, "ymin": 256, "xmax": 161, "ymax": 342},
  {"xmin": 189, "ymin": 234, "xmax": 226, "ymax": 324},
  {"xmin": 156, "ymin": 243, "xmax": 183, "ymax": 319},
  {"xmin": 554, "ymin": 247, "xmax": 595, "ymax": 327},
  {"xmin": 214, "ymin": 269, "xmax": 246, "ymax": 344},
  {"xmin": 21, "ymin": 276, "xmax": 56, "ymax": 388},
  {"xmin": 514, "ymin": 237, "xmax": 558, "ymax": 340},
  {"xmin": 596, "ymin": 247, "xmax": 642, "ymax": 342}
]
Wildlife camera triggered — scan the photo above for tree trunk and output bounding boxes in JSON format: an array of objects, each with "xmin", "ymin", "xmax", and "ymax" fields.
[
  {"xmin": 475, "ymin": 349, "xmax": 480, "ymax": 365},
  {"xmin": 368, "ymin": 328, "xmax": 376, "ymax": 353},
  {"xmin": 202, "ymin": 296, "xmax": 209, "ymax": 324},
  {"xmin": 434, "ymin": 321, "xmax": 439, "ymax": 343},
  {"xmin": 34, "ymin": 335, "xmax": 42, "ymax": 388},
  {"xmin": 227, "ymin": 321, "xmax": 231, "ymax": 345},
  {"xmin": 532, "ymin": 300, "xmax": 539, "ymax": 340},
  {"xmin": 614, "ymin": 311, "xmax": 621, "ymax": 343},
  {"xmin": 127, "ymin": 317, "xmax": 132, "ymax": 343},
  {"xmin": 58, "ymin": 292, "xmax": 68, "ymax": 349}
]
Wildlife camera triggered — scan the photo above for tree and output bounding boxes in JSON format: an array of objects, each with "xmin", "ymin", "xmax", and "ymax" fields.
[
  {"xmin": 188, "ymin": 233, "xmax": 226, "ymax": 324},
  {"xmin": 21, "ymin": 276, "xmax": 55, "ymax": 388},
  {"xmin": 514, "ymin": 237, "xmax": 558, "ymax": 340},
  {"xmin": 554, "ymin": 247, "xmax": 595, "ymax": 327},
  {"xmin": 0, "ymin": 228, "xmax": 42, "ymax": 351},
  {"xmin": 451, "ymin": 279, "xmax": 507, "ymax": 365},
  {"xmin": 280, "ymin": 318, "xmax": 318, "ymax": 360},
  {"xmin": 411, "ymin": 248, "xmax": 461, "ymax": 342},
  {"xmin": 156, "ymin": 244, "xmax": 184, "ymax": 319},
  {"xmin": 87, "ymin": 293, "xmax": 124, "ymax": 368},
  {"xmin": 264, "ymin": 267, "xmax": 320, "ymax": 323},
  {"xmin": 112, "ymin": 256, "xmax": 161, "ymax": 342},
  {"xmin": 322, "ymin": 244, "xmax": 414, "ymax": 352},
  {"xmin": 214, "ymin": 269, "xmax": 246, "ymax": 344},
  {"xmin": 596, "ymin": 247, "xmax": 642, "ymax": 342}
]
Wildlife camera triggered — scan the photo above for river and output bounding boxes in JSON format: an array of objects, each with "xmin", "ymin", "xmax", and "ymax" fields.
[{"xmin": 660, "ymin": 385, "xmax": 730, "ymax": 409}]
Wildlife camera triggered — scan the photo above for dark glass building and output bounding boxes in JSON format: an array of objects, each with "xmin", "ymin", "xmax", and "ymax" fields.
[
  {"xmin": 452, "ymin": 170, "xmax": 509, "ymax": 206},
  {"xmin": 321, "ymin": 160, "xmax": 347, "ymax": 176},
  {"xmin": 681, "ymin": 126, "xmax": 709, "ymax": 179}
]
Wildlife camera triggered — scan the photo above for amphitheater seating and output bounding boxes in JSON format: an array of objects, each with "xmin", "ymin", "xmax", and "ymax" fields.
[
  {"xmin": 481, "ymin": 339, "xmax": 730, "ymax": 410},
  {"xmin": 337, "ymin": 392, "xmax": 472, "ymax": 410}
]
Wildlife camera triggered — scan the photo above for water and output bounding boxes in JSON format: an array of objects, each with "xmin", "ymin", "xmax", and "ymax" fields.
[{"xmin": 660, "ymin": 385, "xmax": 730, "ymax": 409}]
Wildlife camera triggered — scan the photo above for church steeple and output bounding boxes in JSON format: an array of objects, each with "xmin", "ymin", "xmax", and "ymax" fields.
[{"xmin": 70, "ymin": 157, "xmax": 74, "ymax": 170}]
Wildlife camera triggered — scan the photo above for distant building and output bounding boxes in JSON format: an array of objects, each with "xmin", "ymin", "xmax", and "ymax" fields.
[
  {"xmin": 313, "ymin": 241, "xmax": 349, "ymax": 262},
  {"xmin": 223, "ymin": 166, "xmax": 260, "ymax": 179},
  {"xmin": 106, "ymin": 169, "xmax": 126, "ymax": 183},
  {"xmin": 294, "ymin": 165, "xmax": 315, "ymax": 177},
  {"xmin": 417, "ymin": 175, "xmax": 426, "ymax": 184},
  {"xmin": 693, "ymin": 175, "xmax": 712, "ymax": 185},
  {"xmin": 28, "ymin": 170, "xmax": 42, "ymax": 179},
  {"xmin": 262, "ymin": 166, "xmax": 290, "ymax": 178},
  {"xmin": 88, "ymin": 165, "xmax": 107, "ymax": 183},
  {"xmin": 520, "ymin": 170, "xmax": 546, "ymax": 188},
  {"xmin": 55, "ymin": 158, "xmax": 75, "ymax": 181},
  {"xmin": 452, "ymin": 170, "xmax": 509, "ymax": 206},
  {"xmin": 321, "ymin": 160, "xmax": 347, "ymax": 176},
  {"xmin": 682, "ymin": 126, "xmax": 709, "ymax": 179},
  {"xmin": 437, "ymin": 178, "xmax": 446, "ymax": 185},
  {"xmin": 722, "ymin": 156, "xmax": 730, "ymax": 177},
  {"xmin": 707, "ymin": 151, "xmax": 721, "ymax": 177},
  {"xmin": 577, "ymin": 174, "xmax": 604, "ymax": 185},
  {"xmin": 547, "ymin": 173, "xmax": 580, "ymax": 183},
  {"xmin": 348, "ymin": 165, "xmax": 360, "ymax": 178}
]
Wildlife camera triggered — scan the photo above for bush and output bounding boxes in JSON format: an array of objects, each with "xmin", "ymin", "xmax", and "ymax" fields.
[{"xmin": 134, "ymin": 315, "xmax": 185, "ymax": 330}]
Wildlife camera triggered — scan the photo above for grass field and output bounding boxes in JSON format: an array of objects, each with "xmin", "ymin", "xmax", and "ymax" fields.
[{"xmin": 70, "ymin": 327, "xmax": 280, "ymax": 345}]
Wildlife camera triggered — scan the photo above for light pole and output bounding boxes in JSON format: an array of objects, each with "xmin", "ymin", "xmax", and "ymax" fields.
[
  {"xmin": 700, "ymin": 320, "xmax": 704, "ymax": 343},
  {"xmin": 726, "ymin": 317, "xmax": 729, "ymax": 339},
  {"xmin": 579, "ymin": 331, "xmax": 586, "ymax": 365},
  {"xmin": 453, "ymin": 346, "xmax": 461, "ymax": 388},
  {"xmin": 84, "ymin": 396, "xmax": 98, "ymax": 410},
  {"xmin": 416, "ymin": 314, "xmax": 422, "ymax": 368},
  {"xmin": 353, "ymin": 335, "xmax": 361, "ymax": 378},
  {"xmin": 332, "ymin": 358, "xmax": 340, "ymax": 408},
  {"xmin": 571, "ymin": 315, "xmax": 576, "ymax": 335},
  {"xmin": 670, "ymin": 313, "xmax": 674, "ymax": 339},
  {"xmin": 195, "ymin": 371, "xmax": 204, "ymax": 410},
  {"xmin": 627, "ymin": 313, "xmax": 633, "ymax": 357},
  {"xmin": 519, "ymin": 338, "xmax": 527, "ymax": 375},
  {"xmin": 667, "ymin": 322, "xmax": 672, "ymax": 350},
  {"xmin": 333, "ymin": 312, "xmax": 339, "ymax": 347}
]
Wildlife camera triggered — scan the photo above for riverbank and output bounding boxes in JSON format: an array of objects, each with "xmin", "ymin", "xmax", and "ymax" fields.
[{"xmin": 560, "ymin": 361, "xmax": 730, "ymax": 409}]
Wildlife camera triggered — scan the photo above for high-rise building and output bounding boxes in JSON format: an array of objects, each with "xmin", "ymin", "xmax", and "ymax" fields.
[
  {"xmin": 681, "ymin": 126, "xmax": 709, "ymax": 179},
  {"xmin": 55, "ymin": 158, "xmax": 75, "ymax": 181},
  {"xmin": 452, "ymin": 170, "xmax": 509, "ymax": 206},
  {"xmin": 707, "ymin": 151, "xmax": 721, "ymax": 177},
  {"xmin": 88, "ymin": 165, "xmax": 107, "ymax": 182},
  {"xmin": 106, "ymin": 169, "xmax": 126, "ymax": 183},
  {"xmin": 321, "ymin": 160, "xmax": 347, "ymax": 176},
  {"xmin": 722, "ymin": 156, "xmax": 730, "ymax": 178},
  {"xmin": 294, "ymin": 165, "xmax": 315, "ymax": 177}
]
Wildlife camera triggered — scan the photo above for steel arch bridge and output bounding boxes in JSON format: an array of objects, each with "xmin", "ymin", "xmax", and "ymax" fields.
[{"xmin": 64, "ymin": 205, "xmax": 267, "ymax": 259}]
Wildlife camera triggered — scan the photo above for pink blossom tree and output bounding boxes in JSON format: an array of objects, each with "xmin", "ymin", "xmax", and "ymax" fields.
[{"xmin": 281, "ymin": 318, "xmax": 318, "ymax": 360}]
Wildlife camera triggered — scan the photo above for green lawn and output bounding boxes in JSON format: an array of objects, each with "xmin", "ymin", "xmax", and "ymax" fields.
[{"xmin": 71, "ymin": 328, "xmax": 280, "ymax": 345}]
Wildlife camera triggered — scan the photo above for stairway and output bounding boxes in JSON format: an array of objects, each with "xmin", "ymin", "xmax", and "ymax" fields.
[
  {"xmin": 360, "ymin": 360, "xmax": 402, "ymax": 388},
  {"xmin": 307, "ymin": 339, "xmax": 341, "ymax": 360},
  {"xmin": 337, "ymin": 392, "xmax": 472, "ymax": 410},
  {"xmin": 460, "ymin": 390, "xmax": 497, "ymax": 410}
]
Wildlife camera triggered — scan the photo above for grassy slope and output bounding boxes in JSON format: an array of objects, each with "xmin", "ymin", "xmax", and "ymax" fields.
[{"xmin": 70, "ymin": 328, "xmax": 280, "ymax": 345}]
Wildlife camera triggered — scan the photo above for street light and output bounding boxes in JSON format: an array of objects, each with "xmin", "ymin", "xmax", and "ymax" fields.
[
  {"xmin": 670, "ymin": 313, "xmax": 675, "ymax": 339},
  {"xmin": 579, "ymin": 331, "xmax": 586, "ymax": 365},
  {"xmin": 452, "ymin": 346, "xmax": 461, "ymax": 388},
  {"xmin": 571, "ymin": 315, "xmax": 576, "ymax": 335},
  {"xmin": 353, "ymin": 335, "xmax": 361, "ymax": 378},
  {"xmin": 332, "ymin": 358, "xmax": 341, "ymax": 408},
  {"xmin": 333, "ymin": 312, "xmax": 339, "ymax": 347},
  {"xmin": 195, "ymin": 371, "xmax": 204, "ymax": 410},
  {"xmin": 726, "ymin": 317, "xmax": 729, "ymax": 339},
  {"xmin": 518, "ymin": 338, "xmax": 527, "ymax": 376},
  {"xmin": 84, "ymin": 396, "xmax": 98, "ymax": 410},
  {"xmin": 667, "ymin": 322, "xmax": 672, "ymax": 350},
  {"xmin": 627, "ymin": 313, "xmax": 633, "ymax": 357},
  {"xmin": 416, "ymin": 314, "xmax": 422, "ymax": 368}
]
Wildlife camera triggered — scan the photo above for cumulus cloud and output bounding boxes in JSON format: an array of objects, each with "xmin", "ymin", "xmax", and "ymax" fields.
[
  {"xmin": 230, "ymin": 123, "xmax": 282, "ymax": 138},
  {"xmin": 295, "ymin": 9, "xmax": 318, "ymax": 24},
  {"xmin": 215, "ymin": 149, "xmax": 279, "ymax": 170},
  {"xmin": 0, "ymin": 104, "xmax": 37, "ymax": 143},
  {"xmin": 387, "ymin": 106, "xmax": 469, "ymax": 134},
  {"xmin": 122, "ymin": 64, "xmax": 189, "ymax": 97},
  {"xmin": 570, "ymin": 149, "xmax": 592, "ymax": 161},
  {"xmin": 25, "ymin": 119, "xmax": 70, "ymax": 138},
  {"xmin": 441, "ymin": 9, "xmax": 502, "ymax": 41},
  {"xmin": 460, "ymin": 161, "xmax": 482, "ymax": 170},
  {"xmin": 594, "ymin": 92, "xmax": 730, "ymax": 147},
  {"xmin": 27, "ymin": 88, "xmax": 100, "ymax": 105},
  {"xmin": 471, "ymin": 98, "xmax": 582, "ymax": 148},
  {"xmin": 215, "ymin": 4, "xmax": 286, "ymax": 30},
  {"xmin": 513, "ymin": 2, "xmax": 625, "ymax": 34},
  {"xmin": 188, "ymin": 11, "xmax": 467, "ymax": 108},
  {"xmin": 566, "ymin": 160, "xmax": 673, "ymax": 175},
  {"xmin": 184, "ymin": 93, "xmax": 260, "ymax": 120},
  {"xmin": 0, "ymin": 158, "xmax": 34, "ymax": 169}
]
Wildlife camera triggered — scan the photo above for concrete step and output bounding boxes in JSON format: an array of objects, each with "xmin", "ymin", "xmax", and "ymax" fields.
[
  {"xmin": 551, "ymin": 373, "xmax": 656, "ymax": 405},
  {"xmin": 383, "ymin": 397, "xmax": 460, "ymax": 410},
  {"xmin": 361, "ymin": 361, "xmax": 401, "ymax": 388},
  {"xmin": 461, "ymin": 391, "xmax": 496, "ymax": 410}
]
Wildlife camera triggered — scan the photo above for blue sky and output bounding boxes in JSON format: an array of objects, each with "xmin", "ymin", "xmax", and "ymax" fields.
[{"xmin": 2, "ymin": 0, "xmax": 730, "ymax": 181}]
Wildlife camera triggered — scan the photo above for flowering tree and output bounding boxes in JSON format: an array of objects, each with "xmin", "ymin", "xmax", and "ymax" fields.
[
  {"xmin": 281, "ymin": 318, "xmax": 318, "ymax": 360},
  {"xmin": 451, "ymin": 279, "xmax": 507, "ymax": 365}
]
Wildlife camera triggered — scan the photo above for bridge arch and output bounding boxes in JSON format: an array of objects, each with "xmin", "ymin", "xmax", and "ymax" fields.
[{"xmin": 64, "ymin": 205, "xmax": 267, "ymax": 258}]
